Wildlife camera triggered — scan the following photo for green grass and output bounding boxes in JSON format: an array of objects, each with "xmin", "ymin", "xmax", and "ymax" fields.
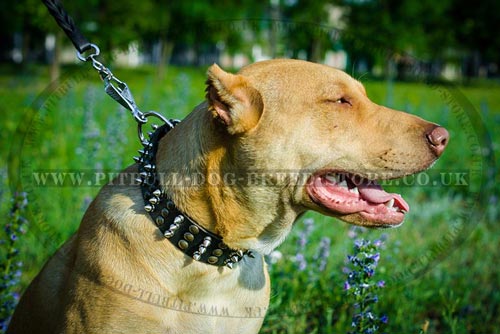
[{"xmin": 1, "ymin": 64, "xmax": 499, "ymax": 333}]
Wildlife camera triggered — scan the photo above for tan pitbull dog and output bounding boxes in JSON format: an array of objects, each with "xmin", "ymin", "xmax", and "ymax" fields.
[{"xmin": 8, "ymin": 59, "xmax": 448, "ymax": 333}]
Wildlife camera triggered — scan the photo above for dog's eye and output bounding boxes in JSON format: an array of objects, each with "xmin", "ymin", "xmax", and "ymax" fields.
[{"xmin": 335, "ymin": 97, "xmax": 351, "ymax": 105}]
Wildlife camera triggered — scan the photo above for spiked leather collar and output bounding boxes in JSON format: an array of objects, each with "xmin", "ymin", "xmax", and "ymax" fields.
[{"xmin": 134, "ymin": 123, "xmax": 252, "ymax": 269}]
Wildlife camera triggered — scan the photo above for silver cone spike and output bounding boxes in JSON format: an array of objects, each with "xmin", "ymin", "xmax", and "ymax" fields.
[
  {"xmin": 173, "ymin": 216, "xmax": 184, "ymax": 224},
  {"xmin": 144, "ymin": 204, "xmax": 154, "ymax": 212},
  {"xmin": 149, "ymin": 197, "xmax": 159, "ymax": 205},
  {"xmin": 152, "ymin": 189, "xmax": 162, "ymax": 197}
]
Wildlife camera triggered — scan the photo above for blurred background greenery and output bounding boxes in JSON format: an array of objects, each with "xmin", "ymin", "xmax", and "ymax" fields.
[{"xmin": 1, "ymin": 0, "xmax": 499, "ymax": 333}]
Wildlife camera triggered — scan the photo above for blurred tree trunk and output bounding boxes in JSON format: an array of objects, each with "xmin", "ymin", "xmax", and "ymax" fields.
[
  {"xmin": 157, "ymin": 37, "xmax": 173, "ymax": 81},
  {"xmin": 310, "ymin": 39, "xmax": 322, "ymax": 63},
  {"xmin": 49, "ymin": 30, "xmax": 62, "ymax": 83}
]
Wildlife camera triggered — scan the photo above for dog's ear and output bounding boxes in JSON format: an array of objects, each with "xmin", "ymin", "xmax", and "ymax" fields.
[{"xmin": 206, "ymin": 64, "xmax": 263, "ymax": 135}]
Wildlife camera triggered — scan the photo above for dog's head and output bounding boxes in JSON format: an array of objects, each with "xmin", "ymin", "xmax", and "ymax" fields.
[{"xmin": 203, "ymin": 59, "xmax": 448, "ymax": 248}]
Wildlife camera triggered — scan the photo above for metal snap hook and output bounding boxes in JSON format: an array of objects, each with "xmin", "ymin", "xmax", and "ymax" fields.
[{"xmin": 76, "ymin": 43, "xmax": 100, "ymax": 62}]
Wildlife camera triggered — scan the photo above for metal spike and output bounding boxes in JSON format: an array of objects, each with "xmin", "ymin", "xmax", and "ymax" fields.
[
  {"xmin": 152, "ymin": 189, "xmax": 162, "ymax": 197},
  {"xmin": 164, "ymin": 230, "xmax": 174, "ymax": 238},
  {"xmin": 231, "ymin": 255, "xmax": 239, "ymax": 263},
  {"xmin": 139, "ymin": 171, "xmax": 148, "ymax": 178},
  {"xmin": 226, "ymin": 261, "xmax": 234, "ymax": 269},
  {"xmin": 151, "ymin": 124, "xmax": 158, "ymax": 130},
  {"xmin": 133, "ymin": 156, "xmax": 142, "ymax": 163},
  {"xmin": 236, "ymin": 250, "xmax": 244, "ymax": 257},
  {"xmin": 148, "ymin": 131, "xmax": 154, "ymax": 137},
  {"xmin": 138, "ymin": 149, "xmax": 146, "ymax": 155},
  {"xmin": 149, "ymin": 197, "xmax": 159, "ymax": 205},
  {"xmin": 169, "ymin": 223, "xmax": 179, "ymax": 231},
  {"xmin": 201, "ymin": 236, "xmax": 212, "ymax": 247},
  {"xmin": 192, "ymin": 252, "xmax": 201, "ymax": 261},
  {"xmin": 142, "ymin": 140, "xmax": 153, "ymax": 148},
  {"xmin": 173, "ymin": 215, "xmax": 184, "ymax": 224},
  {"xmin": 135, "ymin": 178, "xmax": 144, "ymax": 184},
  {"xmin": 144, "ymin": 204, "xmax": 154, "ymax": 212},
  {"xmin": 247, "ymin": 251, "xmax": 255, "ymax": 258},
  {"xmin": 144, "ymin": 164, "xmax": 155, "ymax": 171}
]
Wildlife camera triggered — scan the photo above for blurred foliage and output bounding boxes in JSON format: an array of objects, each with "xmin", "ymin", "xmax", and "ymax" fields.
[{"xmin": 0, "ymin": 0, "xmax": 499, "ymax": 77}]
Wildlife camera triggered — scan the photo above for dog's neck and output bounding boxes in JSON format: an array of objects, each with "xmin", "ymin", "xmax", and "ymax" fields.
[{"xmin": 155, "ymin": 102, "xmax": 301, "ymax": 254}]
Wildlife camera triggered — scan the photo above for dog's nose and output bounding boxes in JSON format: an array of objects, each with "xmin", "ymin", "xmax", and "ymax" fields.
[{"xmin": 426, "ymin": 126, "xmax": 449, "ymax": 156}]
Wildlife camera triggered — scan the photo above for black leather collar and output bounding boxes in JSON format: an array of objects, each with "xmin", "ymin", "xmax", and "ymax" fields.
[{"xmin": 134, "ymin": 123, "xmax": 251, "ymax": 269}]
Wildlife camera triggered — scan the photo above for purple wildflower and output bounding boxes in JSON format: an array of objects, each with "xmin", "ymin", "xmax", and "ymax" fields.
[
  {"xmin": 345, "ymin": 237, "xmax": 388, "ymax": 333},
  {"xmin": 1, "ymin": 192, "xmax": 29, "ymax": 329},
  {"xmin": 295, "ymin": 253, "xmax": 307, "ymax": 271}
]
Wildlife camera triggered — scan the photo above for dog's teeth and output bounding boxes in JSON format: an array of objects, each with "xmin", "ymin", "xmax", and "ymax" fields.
[
  {"xmin": 385, "ymin": 199, "xmax": 395, "ymax": 208},
  {"xmin": 338, "ymin": 180, "xmax": 348, "ymax": 188},
  {"xmin": 349, "ymin": 187, "xmax": 359, "ymax": 195},
  {"xmin": 325, "ymin": 174, "xmax": 338, "ymax": 184}
]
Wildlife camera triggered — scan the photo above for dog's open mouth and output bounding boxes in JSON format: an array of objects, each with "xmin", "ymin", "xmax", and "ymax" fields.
[{"xmin": 306, "ymin": 172, "xmax": 409, "ymax": 226}]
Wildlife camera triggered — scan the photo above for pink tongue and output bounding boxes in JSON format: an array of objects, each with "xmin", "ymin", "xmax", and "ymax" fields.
[{"xmin": 357, "ymin": 182, "xmax": 393, "ymax": 204}]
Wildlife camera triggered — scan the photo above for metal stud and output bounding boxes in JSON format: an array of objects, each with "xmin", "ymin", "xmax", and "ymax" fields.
[
  {"xmin": 192, "ymin": 253, "xmax": 201, "ymax": 261},
  {"xmin": 155, "ymin": 216, "xmax": 164, "ymax": 226},
  {"xmin": 164, "ymin": 230, "xmax": 174, "ymax": 238},
  {"xmin": 166, "ymin": 201, "xmax": 175, "ymax": 210},
  {"xmin": 161, "ymin": 208, "xmax": 169, "ymax": 217},
  {"xmin": 144, "ymin": 204, "xmax": 154, "ymax": 212},
  {"xmin": 184, "ymin": 232, "xmax": 194, "ymax": 242},
  {"xmin": 149, "ymin": 197, "xmax": 159, "ymax": 205},
  {"xmin": 218, "ymin": 242, "xmax": 228, "ymax": 249},
  {"xmin": 189, "ymin": 225, "xmax": 200, "ymax": 234},
  {"xmin": 152, "ymin": 189, "xmax": 162, "ymax": 197},
  {"xmin": 212, "ymin": 249, "xmax": 223, "ymax": 257},
  {"xmin": 178, "ymin": 240, "xmax": 189, "ymax": 250},
  {"xmin": 208, "ymin": 256, "xmax": 218, "ymax": 264},
  {"xmin": 173, "ymin": 215, "xmax": 184, "ymax": 224}
]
